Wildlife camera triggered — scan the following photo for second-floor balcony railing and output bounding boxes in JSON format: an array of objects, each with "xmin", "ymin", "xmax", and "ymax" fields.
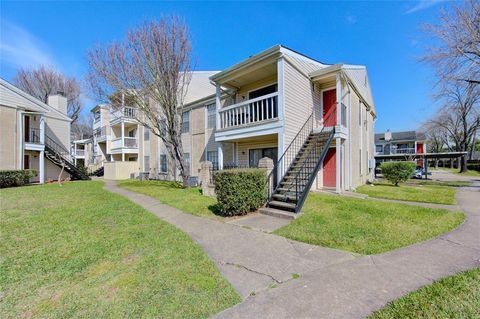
[
  {"xmin": 218, "ymin": 93, "xmax": 278, "ymax": 130},
  {"xmin": 25, "ymin": 128, "xmax": 42, "ymax": 144},
  {"xmin": 74, "ymin": 149, "xmax": 85, "ymax": 157},
  {"xmin": 111, "ymin": 137, "xmax": 138, "ymax": 149},
  {"xmin": 393, "ymin": 148, "xmax": 416, "ymax": 154},
  {"xmin": 110, "ymin": 106, "xmax": 137, "ymax": 121},
  {"xmin": 94, "ymin": 125, "xmax": 108, "ymax": 138}
]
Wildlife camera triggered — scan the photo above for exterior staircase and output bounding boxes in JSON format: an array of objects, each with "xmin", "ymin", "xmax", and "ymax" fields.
[
  {"xmin": 91, "ymin": 166, "xmax": 104, "ymax": 177},
  {"xmin": 44, "ymin": 134, "xmax": 90, "ymax": 181},
  {"xmin": 261, "ymin": 112, "xmax": 335, "ymax": 219}
]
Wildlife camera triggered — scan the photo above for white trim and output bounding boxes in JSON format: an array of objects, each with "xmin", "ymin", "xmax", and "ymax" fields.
[
  {"xmin": 215, "ymin": 121, "xmax": 284, "ymax": 142},
  {"xmin": 277, "ymin": 58, "xmax": 285, "ymax": 124},
  {"xmin": 39, "ymin": 150, "xmax": 45, "ymax": 184}
]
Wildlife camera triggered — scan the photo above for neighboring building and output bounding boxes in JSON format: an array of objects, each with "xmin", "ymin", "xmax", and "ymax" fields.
[
  {"xmin": 375, "ymin": 130, "xmax": 426, "ymax": 156},
  {"xmin": 0, "ymin": 78, "xmax": 89, "ymax": 183},
  {"xmin": 80, "ymin": 45, "xmax": 376, "ymax": 213}
]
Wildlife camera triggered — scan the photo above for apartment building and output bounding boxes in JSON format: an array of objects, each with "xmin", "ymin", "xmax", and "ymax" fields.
[
  {"xmin": 375, "ymin": 130, "xmax": 426, "ymax": 156},
  {"xmin": 0, "ymin": 78, "xmax": 89, "ymax": 183},
  {"xmin": 81, "ymin": 45, "xmax": 376, "ymax": 213}
]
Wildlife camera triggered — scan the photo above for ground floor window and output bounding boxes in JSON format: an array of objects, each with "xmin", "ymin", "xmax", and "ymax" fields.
[
  {"xmin": 207, "ymin": 151, "xmax": 218, "ymax": 170},
  {"xmin": 160, "ymin": 154, "xmax": 168, "ymax": 173},
  {"xmin": 144, "ymin": 155, "xmax": 150, "ymax": 172},
  {"xmin": 249, "ymin": 147, "xmax": 277, "ymax": 168}
]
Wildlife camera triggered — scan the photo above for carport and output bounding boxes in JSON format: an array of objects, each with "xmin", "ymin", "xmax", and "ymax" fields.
[{"xmin": 374, "ymin": 151, "xmax": 468, "ymax": 179}]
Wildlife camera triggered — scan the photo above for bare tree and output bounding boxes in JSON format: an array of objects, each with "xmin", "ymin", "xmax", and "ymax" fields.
[
  {"xmin": 429, "ymin": 82, "xmax": 480, "ymax": 172},
  {"xmin": 86, "ymin": 17, "xmax": 193, "ymax": 187},
  {"xmin": 13, "ymin": 65, "xmax": 83, "ymax": 122},
  {"xmin": 422, "ymin": 0, "xmax": 480, "ymax": 85},
  {"xmin": 71, "ymin": 113, "xmax": 93, "ymax": 140}
]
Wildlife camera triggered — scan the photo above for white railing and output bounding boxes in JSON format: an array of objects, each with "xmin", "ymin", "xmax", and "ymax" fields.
[
  {"xmin": 75, "ymin": 149, "xmax": 85, "ymax": 156},
  {"xmin": 218, "ymin": 93, "xmax": 278, "ymax": 130},
  {"xmin": 393, "ymin": 148, "xmax": 416, "ymax": 154},
  {"xmin": 111, "ymin": 137, "xmax": 138, "ymax": 149},
  {"xmin": 110, "ymin": 106, "xmax": 137, "ymax": 120}
]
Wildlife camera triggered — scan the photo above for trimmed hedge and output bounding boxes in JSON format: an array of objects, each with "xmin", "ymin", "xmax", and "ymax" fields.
[
  {"xmin": 467, "ymin": 163, "xmax": 480, "ymax": 172},
  {"xmin": 213, "ymin": 168, "xmax": 267, "ymax": 216},
  {"xmin": 0, "ymin": 169, "xmax": 37, "ymax": 188},
  {"xmin": 380, "ymin": 161, "xmax": 416, "ymax": 186}
]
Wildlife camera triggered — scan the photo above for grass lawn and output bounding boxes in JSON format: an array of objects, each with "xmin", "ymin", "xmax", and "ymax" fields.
[
  {"xmin": 118, "ymin": 180, "xmax": 219, "ymax": 218},
  {"xmin": 406, "ymin": 179, "xmax": 472, "ymax": 188},
  {"xmin": 356, "ymin": 182, "xmax": 457, "ymax": 205},
  {"xmin": 432, "ymin": 167, "xmax": 480, "ymax": 177},
  {"xmin": 0, "ymin": 181, "xmax": 240, "ymax": 319},
  {"xmin": 369, "ymin": 267, "xmax": 480, "ymax": 318},
  {"xmin": 274, "ymin": 193, "xmax": 464, "ymax": 255}
]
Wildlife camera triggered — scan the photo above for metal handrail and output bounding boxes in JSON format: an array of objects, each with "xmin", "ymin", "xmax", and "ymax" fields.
[
  {"xmin": 290, "ymin": 111, "xmax": 336, "ymax": 213},
  {"xmin": 266, "ymin": 112, "xmax": 314, "ymax": 200}
]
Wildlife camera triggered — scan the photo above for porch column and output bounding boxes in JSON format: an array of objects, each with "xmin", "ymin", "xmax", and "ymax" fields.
[
  {"xmin": 39, "ymin": 115, "xmax": 45, "ymax": 144},
  {"xmin": 39, "ymin": 151, "xmax": 45, "ymax": 184},
  {"xmin": 218, "ymin": 143, "xmax": 224, "ymax": 170},
  {"xmin": 277, "ymin": 132, "xmax": 285, "ymax": 183},
  {"xmin": 277, "ymin": 57, "xmax": 285, "ymax": 123},
  {"xmin": 336, "ymin": 73, "xmax": 342, "ymax": 127},
  {"xmin": 74, "ymin": 143, "xmax": 77, "ymax": 165},
  {"xmin": 336, "ymin": 137, "xmax": 341, "ymax": 193},
  {"xmin": 215, "ymin": 84, "xmax": 221, "ymax": 129},
  {"xmin": 121, "ymin": 122, "xmax": 125, "ymax": 148}
]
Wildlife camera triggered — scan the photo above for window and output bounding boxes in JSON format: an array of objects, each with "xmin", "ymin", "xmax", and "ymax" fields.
[
  {"xmin": 248, "ymin": 84, "xmax": 277, "ymax": 99},
  {"xmin": 184, "ymin": 152, "xmax": 190, "ymax": 175},
  {"xmin": 128, "ymin": 129, "xmax": 136, "ymax": 138},
  {"xmin": 144, "ymin": 127, "xmax": 150, "ymax": 141},
  {"xmin": 94, "ymin": 111, "xmax": 100, "ymax": 122},
  {"xmin": 206, "ymin": 103, "xmax": 216, "ymax": 129},
  {"xmin": 376, "ymin": 145, "xmax": 383, "ymax": 153},
  {"xmin": 181, "ymin": 111, "xmax": 190, "ymax": 133},
  {"xmin": 249, "ymin": 148, "xmax": 278, "ymax": 168},
  {"xmin": 160, "ymin": 154, "xmax": 168, "ymax": 173},
  {"xmin": 144, "ymin": 156, "xmax": 150, "ymax": 172},
  {"xmin": 207, "ymin": 151, "xmax": 218, "ymax": 169},
  {"xmin": 159, "ymin": 119, "xmax": 166, "ymax": 136}
]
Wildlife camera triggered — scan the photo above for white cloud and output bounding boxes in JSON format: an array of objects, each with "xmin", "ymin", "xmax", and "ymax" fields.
[
  {"xmin": 405, "ymin": 0, "xmax": 447, "ymax": 14},
  {"xmin": 0, "ymin": 20, "xmax": 55, "ymax": 70}
]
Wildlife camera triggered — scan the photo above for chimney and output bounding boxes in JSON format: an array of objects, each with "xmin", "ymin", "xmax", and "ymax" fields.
[
  {"xmin": 47, "ymin": 92, "xmax": 68, "ymax": 116},
  {"xmin": 384, "ymin": 130, "xmax": 392, "ymax": 141}
]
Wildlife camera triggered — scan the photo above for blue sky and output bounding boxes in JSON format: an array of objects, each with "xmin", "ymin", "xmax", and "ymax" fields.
[{"xmin": 1, "ymin": 0, "xmax": 449, "ymax": 132}]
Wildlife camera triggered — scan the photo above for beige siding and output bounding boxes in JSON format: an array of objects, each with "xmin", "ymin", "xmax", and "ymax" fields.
[
  {"xmin": 0, "ymin": 106, "xmax": 19, "ymax": 169},
  {"xmin": 236, "ymin": 135, "xmax": 278, "ymax": 167},
  {"xmin": 45, "ymin": 117, "xmax": 71, "ymax": 150},
  {"xmin": 283, "ymin": 59, "xmax": 319, "ymax": 147}
]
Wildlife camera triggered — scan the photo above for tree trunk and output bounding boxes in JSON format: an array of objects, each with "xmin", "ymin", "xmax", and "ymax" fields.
[
  {"xmin": 460, "ymin": 155, "xmax": 468, "ymax": 173},
  {"xmin": 182, "ymin": 175, "xmax": 189, "ymax": 188}
]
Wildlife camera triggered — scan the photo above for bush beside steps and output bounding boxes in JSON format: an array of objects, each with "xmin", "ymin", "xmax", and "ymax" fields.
[
  {"xmin": 213, "ymin": 168, "xmax": 267, "ymax": 216},
  {"xmin": 0, "ymin": 169, "xmax": 38, "ymax": 188}
]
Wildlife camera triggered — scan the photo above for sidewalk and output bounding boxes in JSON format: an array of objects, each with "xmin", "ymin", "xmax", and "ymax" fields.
[
  {"xmin": 104, "ymin": 180, "xmax": 356, "ymax": 298},
  {"xmin": 105, "ymin": 179, "xmax": 480, "ymax": 318}
]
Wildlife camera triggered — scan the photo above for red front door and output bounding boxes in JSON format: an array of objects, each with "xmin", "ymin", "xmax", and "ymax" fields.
[
  {"xmin": 24, "ymin": 155, "xmax": 30, "ymax": 169},
  {"xmin": 416, "ymin": 143, "xmax": 424, "ymax": 154},
  {"xmin": 24, "ymin": 116, "xmax": 30, "ymax": 142},
  {"xmin": 323, "ymin": 148, "xmax": 336, "ymax": 187},
  {"xmin": 323, "ymin": 89, "xmax": 337, "ymax": 127}
]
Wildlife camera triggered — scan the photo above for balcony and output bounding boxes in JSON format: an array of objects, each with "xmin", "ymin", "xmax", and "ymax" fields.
[
  {"xmin": 24, "ymin": 128, "xmax": 45, "ymax": 151},
  {"xmin": 111, "ymin": 137, "xmax": 138, "ymax": 151},
  {"xmin": 218, "ymin": 93, "xmax": 278, "ymax": 130},
  {"xmin": 73, "ymin": 149, "xmax": 85, "ymax": 158},
  {"xmin": 110, "ymin": 106, "xmax": 137, "ymax": 124},
  {"xmin": 94, "ymin": 125, "xmax": 109, "ymax": 142},
  {"xmin": 393, "ymin": 148, "xmax": 416, "ymax": 154}
]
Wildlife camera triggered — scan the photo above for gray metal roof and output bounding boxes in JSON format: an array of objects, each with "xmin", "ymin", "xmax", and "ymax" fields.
[{"xmin": 375, "ymin": 131, "xmax": 426, "ymax": 143}]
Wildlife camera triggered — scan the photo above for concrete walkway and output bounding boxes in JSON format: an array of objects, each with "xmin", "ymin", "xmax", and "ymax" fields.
[
  {"xmin": 105, "ymin": 179, "xmax": 480, "ymax": 318},
  {"xmin": 105, "ymin": 180, "xmax": 357, "ymax": 298}
]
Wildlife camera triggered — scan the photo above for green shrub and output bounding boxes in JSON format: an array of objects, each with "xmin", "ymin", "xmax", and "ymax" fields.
[
  {"xmin": 0, "ymin": 169, "xmax": 38, "ymax": 188},
  {"xmin": 467, "ymin": 163, "xmax": 480, "ymax": 172},
  {"xmin": 213, "ymin": 168, "xmax": 267, "ymax": 216},
  {"xmin": 380, "ymin": 161, "xmax": 416, "ymax": 186}
]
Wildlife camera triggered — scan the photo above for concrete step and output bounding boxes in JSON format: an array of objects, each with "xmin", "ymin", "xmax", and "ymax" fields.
[
  {"xmin": 268, "ymin": 200, "xmax": 296, "ymax": 211},
  {"xmin": 258, "ymin": 207, "xmax": 297, "ymax": 220},
  {"xmin": 272, "ymin": 193, "xmax": 297, "ymax": 202}
]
